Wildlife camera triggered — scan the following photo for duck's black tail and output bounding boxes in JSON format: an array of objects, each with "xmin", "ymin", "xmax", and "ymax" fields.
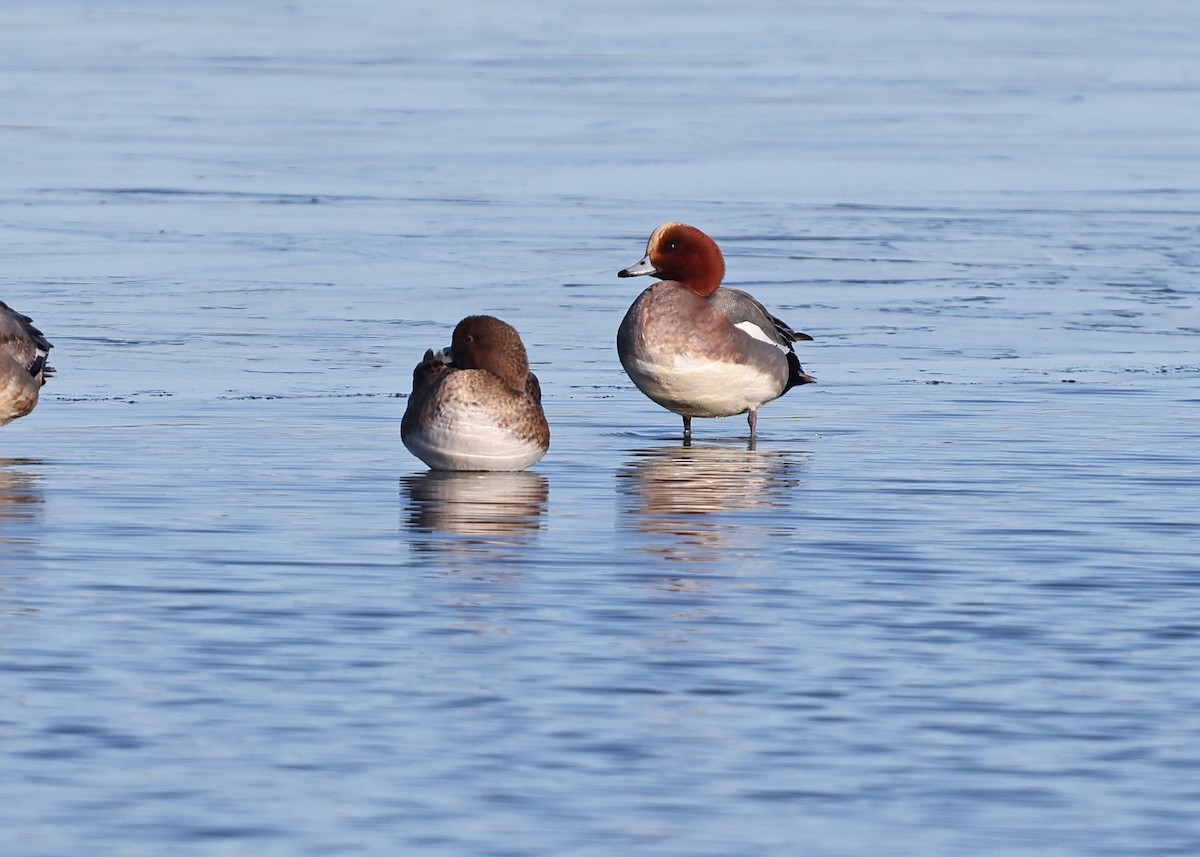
[{"xmin": 785, "ymin": 349, "xmax": 817, "ymax": 391}]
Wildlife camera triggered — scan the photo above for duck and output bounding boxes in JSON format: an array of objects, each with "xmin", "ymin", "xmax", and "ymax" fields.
[
  {"xmin": 0, "ymin": 301, "xmax": 53, "ymax": 426},
  {"xmin": 616, "ymin": 222, "xmax": 815, "ymax": 441},
  {"xmin": 401, "ymin": 315, "xmax": 549, "ymax": 471}
]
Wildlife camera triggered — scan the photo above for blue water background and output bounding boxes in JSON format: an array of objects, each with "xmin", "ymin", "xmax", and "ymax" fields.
[{"xmin": 1, "ymin": 1, "xmax": 1198, "ymax": 855}]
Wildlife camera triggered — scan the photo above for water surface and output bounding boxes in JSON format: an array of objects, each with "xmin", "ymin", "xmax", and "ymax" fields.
[{"xmin": 2, "ymin": 1, "xmax": 1199, "ymax": 855}]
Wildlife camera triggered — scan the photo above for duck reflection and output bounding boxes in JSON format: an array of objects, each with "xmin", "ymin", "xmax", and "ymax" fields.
[
  {"xmin": 0, "ymin": 458, "xmax": 44, "ymax": 547},
  {"xmin": 401, "ymin": 470, "xmax": 548, "ymax": 555},
  {"xmin": 618, "ymin": 444, "xmax": 805, "ymax": 564}
]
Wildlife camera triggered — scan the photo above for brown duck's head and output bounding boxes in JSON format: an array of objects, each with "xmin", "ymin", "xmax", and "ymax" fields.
[
  {"xmin": 617, "ymin": 221, "xmax": 725, "ymax": 297},
  {"xmin": 449, "ymin": 315, "xmax": 531, "ymax": 391}
]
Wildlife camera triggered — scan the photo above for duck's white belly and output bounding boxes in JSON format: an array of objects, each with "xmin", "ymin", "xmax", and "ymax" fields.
[
  {"xmin": 402, "ymin": 408, "xmax": 545, "ymax": 472},
  {"xmin": 621, "ymin": 351, "xmax": 783, "ymax": 418}
]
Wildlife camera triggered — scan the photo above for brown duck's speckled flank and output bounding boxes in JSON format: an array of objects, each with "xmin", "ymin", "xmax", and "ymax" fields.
[{"xmin": 0, "ymin": 301, "xmax": 52, "ymax": 426}]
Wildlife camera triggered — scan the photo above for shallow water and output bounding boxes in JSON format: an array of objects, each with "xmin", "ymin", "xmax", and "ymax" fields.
[{"xmin": 2, "ymin": 1, "xmax": 1199, "ymax": 855}]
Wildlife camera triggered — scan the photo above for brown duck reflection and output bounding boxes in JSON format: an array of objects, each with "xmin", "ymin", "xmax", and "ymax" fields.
[
  {"xmin": 618, "ymin": 444, "xmax": 805, "ymax": 563},
  {"xmin": 401, "ymin": 470, "xmax": 547, "ymax": 548},
  {"xmin": 0, "ymin": 459, "xmax": 44, "ymax": 546}
]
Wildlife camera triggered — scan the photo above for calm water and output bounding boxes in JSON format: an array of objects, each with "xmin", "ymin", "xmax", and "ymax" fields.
[{"xmin": 2, "ymin": 1, "xmax": 1199, "ymax": 855}]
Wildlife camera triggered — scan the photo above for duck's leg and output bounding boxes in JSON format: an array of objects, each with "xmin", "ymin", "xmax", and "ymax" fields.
[
  {"xmin": 747, "ymin": 409, "xmax": 758, "ymax": 439},
  {"xmin": 682, "ymin": 415, "xmax": 692, "ymax": 440}
]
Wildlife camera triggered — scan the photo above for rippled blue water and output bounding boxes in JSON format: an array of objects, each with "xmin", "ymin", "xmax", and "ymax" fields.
[{"xmin": 2, "ymin": 1, "xmax": 1199, "ymax": 855}]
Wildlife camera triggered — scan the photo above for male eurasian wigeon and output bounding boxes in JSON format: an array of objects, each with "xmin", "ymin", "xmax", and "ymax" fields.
[
  {"xmin": 0, "ymin": 301, "xmax": 53, "ymax": 426},
  {"xmin": 617, "ymin": 222, "xmax": 815, "ymax": 441},
  {"xmin": 401, "ymin": 315, "xmax": 549, "ymax": 471}
]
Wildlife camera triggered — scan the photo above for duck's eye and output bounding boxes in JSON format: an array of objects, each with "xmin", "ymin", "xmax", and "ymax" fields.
[{"xmin": 665, "ymin": 241, "xmax": 678, "ymax": 252}]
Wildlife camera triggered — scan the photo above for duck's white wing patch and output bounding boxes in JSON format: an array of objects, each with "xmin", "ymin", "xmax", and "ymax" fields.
[{"xmin": 734, "ymin": 320, "xmax": 779, "ymax": 348}]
